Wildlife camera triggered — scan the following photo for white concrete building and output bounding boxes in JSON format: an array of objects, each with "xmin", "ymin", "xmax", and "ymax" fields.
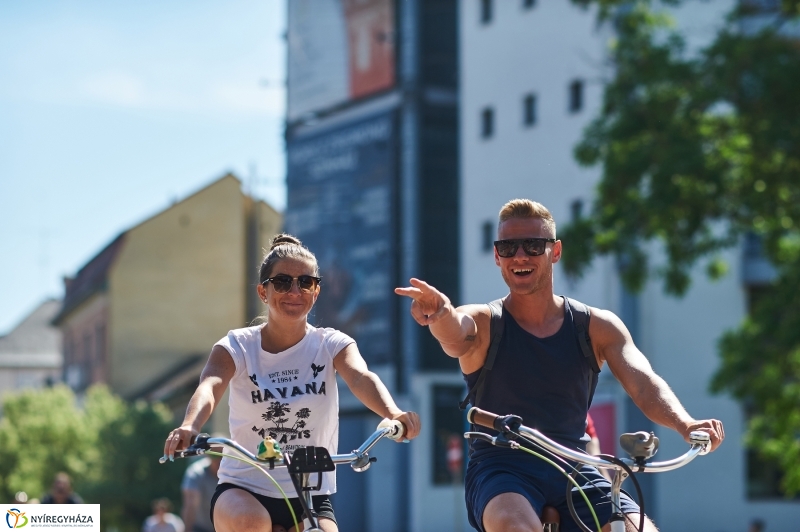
[
  {"xmin": 0, "ymin": 299, "xmax": 62, "ymax": 393},
  {"xmin": 457, "ymin": 1, "xmax": 799, "ymax": 531}
]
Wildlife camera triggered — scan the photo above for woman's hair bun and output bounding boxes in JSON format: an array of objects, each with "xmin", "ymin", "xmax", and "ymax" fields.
[{"xmin": 270, "ymin": 233, "xmax": 302, "ymax": 250}]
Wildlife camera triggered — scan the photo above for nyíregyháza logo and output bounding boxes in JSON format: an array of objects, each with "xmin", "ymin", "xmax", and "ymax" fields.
[{"xmin": 6, "ymin": 509, "xmax": 28, "ymax": 529}]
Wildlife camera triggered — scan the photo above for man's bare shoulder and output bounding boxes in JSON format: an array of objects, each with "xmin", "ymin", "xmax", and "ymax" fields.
[
  {"xmin": 587, "ymin": 306, "xmax": 628, "ymax": 333},
  {"xmin": 586, "ymin": 305, "xmax": 636, "ymax": 364}
]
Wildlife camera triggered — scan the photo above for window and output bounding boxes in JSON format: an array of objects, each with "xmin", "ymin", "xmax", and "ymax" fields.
[
  {"xmin": 481, "ymin": 107, "xmax": 494, "ymax": 139},
  {"xmin": 523, "ymin": 0, "xmax": 537, "ymax": 9},
  {"xmin": 95, "ymin": 324, "xmax": 106, "ymax": 365},
  {"xmin": 523, "ymin": 93, "xmax": 537, "ymax": 127},
  {"xmin": 569, "ymin": 79, "xmax": 584, "ymax": 113},
  {"xmin": 741, "ymin": 0, "xmax": 781, "ymax": 13},
  {"xmin": 743, "ymin": 232, "xmax": 777, "ymax": 285},
  {"xmin": 482, "ymin": 220, "xmax": 495, "ymax": 252},
  {"xmin": 744, "ymin": 398, "xmax": 800, "ymax": 499},
  {"xmin": 83, "ymin": 332, "xmax": 92, "ymax": 363},
  {"xmin": 570, "ymin": 198, "xmax": 584, "ymax": 221},
  {"xmin": 480, "ymin": 0, "xmax": 493, "ymax": 24},
  {"xmin": 64, "ymin": 331, "xmax": 73, "ymax": 364}
]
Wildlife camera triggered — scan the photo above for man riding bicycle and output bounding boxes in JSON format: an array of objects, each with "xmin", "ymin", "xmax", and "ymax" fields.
[{"xmin": 396, "ymin": 199, "xmax": 724, "ymax": 532}]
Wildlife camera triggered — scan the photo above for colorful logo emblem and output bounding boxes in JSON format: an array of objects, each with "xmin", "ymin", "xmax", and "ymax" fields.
[{"xmin": 5, "ymin": 509, "xmax": 28, "ymax": 529}]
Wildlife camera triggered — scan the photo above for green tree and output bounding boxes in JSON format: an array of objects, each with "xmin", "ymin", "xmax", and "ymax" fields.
[
  {"xmin": 0, "ymin": 385, "xmax": 186, "ymax": 530},
  {"xmin": 77, "ymin": 392, "xmax": 186, "ymax": 532},
  {"xmin": 564, "ymin": 0, "xmax": 800, "ymax": 493},
  {"xmin": 0, "ymin": 385, "xmax": 93, "ymax": 501}
]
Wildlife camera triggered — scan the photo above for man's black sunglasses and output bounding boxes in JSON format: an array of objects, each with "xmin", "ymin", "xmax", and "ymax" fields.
[
  {"xmin": 494, "ymin": 238, "xmax": 556, "ymax": 258},
  {"xmin": 262, "ymin": 274, "xmax": 321, "ymax": 293}
]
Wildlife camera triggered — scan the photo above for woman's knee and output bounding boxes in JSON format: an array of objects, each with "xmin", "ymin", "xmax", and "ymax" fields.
[{"xmin": 213, "ymin": 489, "xmax": 271, "ymax": 532}]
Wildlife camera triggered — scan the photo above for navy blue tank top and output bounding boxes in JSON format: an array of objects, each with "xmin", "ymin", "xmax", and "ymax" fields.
[{"xmin": 464, "ymin": 297, "xmax": 600, "ymax": 457}]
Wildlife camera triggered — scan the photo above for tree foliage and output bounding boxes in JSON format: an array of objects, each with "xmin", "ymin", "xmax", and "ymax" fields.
[
  {"xmin": 0, "ymin": 385, "xmax": 94, "ymax": 501},
  {"xmin": 565, "ymin": 0, "xmax": 800, "ymax": 493},
  {"xmin": 0, "ymin": 385, "xmax": 185, "ymax": 531}
]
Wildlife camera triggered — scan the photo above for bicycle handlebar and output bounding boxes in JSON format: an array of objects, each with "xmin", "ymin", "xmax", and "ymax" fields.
[
  {"xmin": 467, "ymin": 407, "xmax": 710, "ymax": 473},
  {"xmin": 159, "ymin": 417, "xmax": 406, "ymax": 469},
  {"xmin": 160, "ymin": 418, "xmax": 405, "ymax": 532}
]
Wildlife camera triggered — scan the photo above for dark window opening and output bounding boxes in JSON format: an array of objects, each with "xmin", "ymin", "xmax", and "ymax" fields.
[
  {"xmin": 95, "ymin": 324, "xmax": 105, "ymax": 365},
  {"xmin": 569, "ymin": 79, "xmax": 584, "ymax": 113},
  {"xmin": 523, "ymin": 93, "xmax": 537, "ymax": 126},
  {"xmin": 481, "ymin": 107, "xmax": 494, "ymax": 139},
  {"xmin": 570, "ymin": 199, "xmax": 584, "ymax": 221},
  {"xmin": 432, "ymin": 384, "xmax": 467, "ymax": 484},
  {"xmin": 744, "ymin": 407, "xmax": 800, "ymax": 500},
  {"xmin": 480, "ymin": 0, "xmax": 493, "ymax": 24},
  {"xmin": 740, "ymin": 0, "xmax": 781, "ymax": 13},
  {"xmin": 523, "ymin": 0, "xmax": 537, "ymax": 9},
  {"xmin": 482, "ymin": 220, "xmax": 494, "ymax": 253}
]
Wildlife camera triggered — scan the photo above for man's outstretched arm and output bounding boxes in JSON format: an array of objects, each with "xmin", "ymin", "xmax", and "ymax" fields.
[
  {"xmin": 395, "ymin": 278, "xmax": 489, "ymax": 363},
  {"xmin": 592, "ymin": 307, "xmax": 725, "ymax": 451}
]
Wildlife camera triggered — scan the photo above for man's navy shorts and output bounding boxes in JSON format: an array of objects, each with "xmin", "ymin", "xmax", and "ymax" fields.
[{"xmin": 465, "ymin": 449, "xmax": 642, "ymax": 532}]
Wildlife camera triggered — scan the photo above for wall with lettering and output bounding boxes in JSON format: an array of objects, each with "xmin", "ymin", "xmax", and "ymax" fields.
[{"xmin": 286, "ymin": 111, "xmax": 397, "ymax": 365}]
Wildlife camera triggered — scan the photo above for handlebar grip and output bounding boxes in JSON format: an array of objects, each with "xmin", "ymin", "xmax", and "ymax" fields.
[
  {"xmin": 467, "ymin": 407, "xmax": 500, "ymax": 430},
  {"xmin": 467, "ymin": 407, "xmax": 523, "ymax": 432},
  {"xmin": 689, "ymin": 430, "xmax": 711, "ymax": 455},
  {"xmin": 377, "ymin": 418, "xmax": 406, "ymax": 441}
]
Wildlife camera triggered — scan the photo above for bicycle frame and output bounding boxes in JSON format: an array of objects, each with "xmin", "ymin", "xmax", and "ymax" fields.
[
  {"xmin": 160, "ymin": 418, "xmax": 405, "ymax": 532},
  {"xmin": 466, "ymin": 407, "xmax": 711, "ymax": 532}
]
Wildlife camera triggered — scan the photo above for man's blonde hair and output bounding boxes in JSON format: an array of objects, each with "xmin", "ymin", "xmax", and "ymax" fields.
[{"xmin": 498, "ymin": 199, "xmax": 556, "ymax": 236}]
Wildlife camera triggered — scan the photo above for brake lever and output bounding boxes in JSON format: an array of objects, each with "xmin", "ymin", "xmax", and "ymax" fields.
[
  {"xmin": 464, "ymin": 431, "xmax": 493, "ymax": 443},
  {"xmin": 464, "ymin": 432, "xmax": 519, "ymax": 449},
  {"xmin": 159, "ymin": 433, "xmax": 212, "ymax": 464},
  {"xmin": 159, "ymin": 447, "xmax": 205, "ymax": 464}
]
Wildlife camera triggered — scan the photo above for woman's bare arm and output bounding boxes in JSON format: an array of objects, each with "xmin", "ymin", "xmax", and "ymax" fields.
[{"xmin": 164, "ymin": 345, "xmax": 235, "ymax": 458}]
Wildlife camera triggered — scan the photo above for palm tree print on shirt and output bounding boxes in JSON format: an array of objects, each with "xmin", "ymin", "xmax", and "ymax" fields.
[{"xmin": 254, "ymin": 402, "xmax": 313, "ymax": 442}]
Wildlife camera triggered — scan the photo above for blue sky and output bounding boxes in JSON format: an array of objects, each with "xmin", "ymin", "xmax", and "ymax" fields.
[{"xmin": 0, "ymin": 0, "xmax": 287, "ymax": 334}]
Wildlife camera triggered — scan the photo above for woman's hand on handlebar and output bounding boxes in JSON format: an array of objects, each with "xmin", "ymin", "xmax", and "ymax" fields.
[
  {"xmin": 164, "ymin": 425, "xmax": 198, "ymax": 460},
  {"xmin": 681, "ymin": 418, "xmax": 724, "ymax": 452},
  {"xmin": 391, "ymin": 411, "xmax": 421, "ymax": 440}
]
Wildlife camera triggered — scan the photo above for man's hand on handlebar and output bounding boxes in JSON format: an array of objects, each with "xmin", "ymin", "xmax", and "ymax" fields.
[
  {"xmin": 391, "ymin": 411, "xmax": 421, "ymax": 440},
  {"xmin": 164, "ymin": 425, "xmax": 198, "ymax": 461},
  {"xmin": 681, "ymin": 418, "xmax": 724, "ymax": 452}
]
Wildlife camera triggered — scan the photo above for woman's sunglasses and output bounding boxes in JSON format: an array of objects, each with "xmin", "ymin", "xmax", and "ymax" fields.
[
  {"xmin": 262, "ymin": 274, "xmax": 321, "ymax": 294},
  {"xmin": 494, "ymin": 238, "xmax": 556, "ymax": 258}
]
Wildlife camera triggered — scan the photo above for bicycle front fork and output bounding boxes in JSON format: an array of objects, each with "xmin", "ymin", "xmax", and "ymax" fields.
[{"xmin": 300, "ymin": 474, "xmax": 324, "ymax": 532}]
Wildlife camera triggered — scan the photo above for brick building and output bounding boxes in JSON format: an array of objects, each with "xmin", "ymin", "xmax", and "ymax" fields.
[{"xmin": 52, "ymin": 174, "xmax": 281, "ymax": 429}]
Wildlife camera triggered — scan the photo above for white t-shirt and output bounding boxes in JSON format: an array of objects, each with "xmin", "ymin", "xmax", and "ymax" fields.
[
  {"xmin": 142, "ymin": 514, "xmax": 184, "ymax": 532},
  {"xmin": 215, "ymin": 323, "xmax": 354, "ymax": 498}
]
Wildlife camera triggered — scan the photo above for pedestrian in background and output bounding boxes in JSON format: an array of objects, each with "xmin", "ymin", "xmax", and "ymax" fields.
[
  {"xmin": 181, "ymin": 452, "xmax": 222, "ymax": 532},
  {"xmin": 143, "ymin": 498, "xmax": 184, "ymax": 532},
  {"xmin": 41, "ymin": 472, "xmax": 83, "ymax": 504}
]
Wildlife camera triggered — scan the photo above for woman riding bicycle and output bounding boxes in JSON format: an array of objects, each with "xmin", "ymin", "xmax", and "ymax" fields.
[{"xmin": 164, "ymin": 234, "xmax": 421, "ymax": 532}]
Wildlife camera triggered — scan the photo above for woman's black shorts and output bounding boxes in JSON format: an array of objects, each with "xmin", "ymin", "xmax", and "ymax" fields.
[{"xmin": 210, "ymin": 482, "xmax": 336, "ymax": 530}]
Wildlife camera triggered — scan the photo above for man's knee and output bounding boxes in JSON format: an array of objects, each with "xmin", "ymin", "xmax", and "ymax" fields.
[
  {"xmin": 600, "ymin": 513, "xmax": 657, "ymax": 532},
  {"xmin": 630, "ymin": 513, "xmax": 658, "ymax": 532},
  {"xmin": 483, "ymin": 493, "xmax": 542, "ymax": 532}
]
